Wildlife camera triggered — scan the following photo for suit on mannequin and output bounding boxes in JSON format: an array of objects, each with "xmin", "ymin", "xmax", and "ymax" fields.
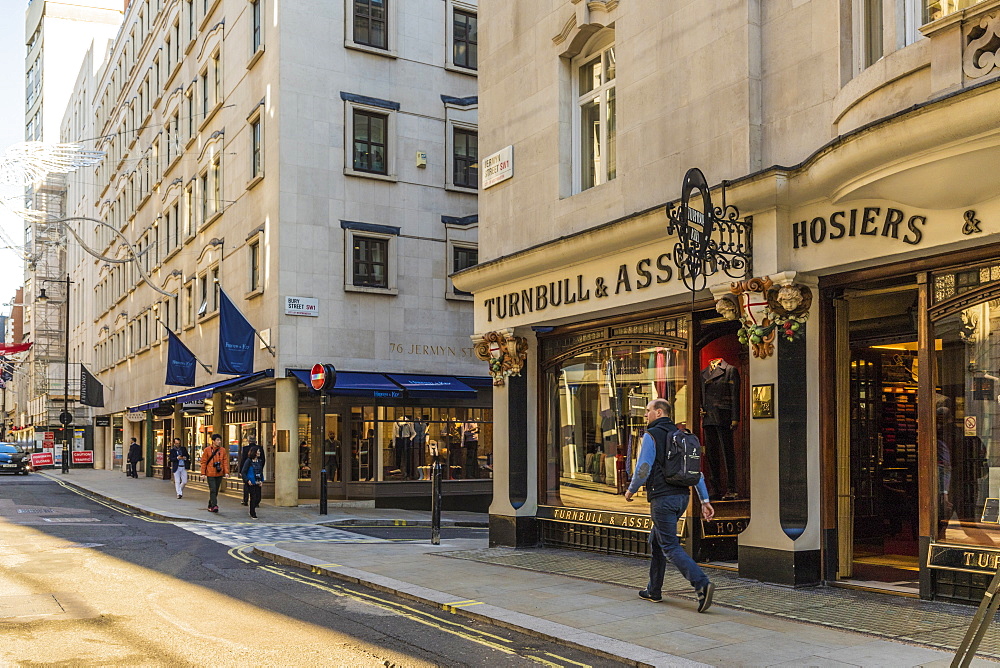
[
  {"xmin": 701, "ymin": 358, "xmax": 740, "ymax": 499},
  {"xmin": 393, "ymin": 417, "xmax": 415, "ymax": 478}
]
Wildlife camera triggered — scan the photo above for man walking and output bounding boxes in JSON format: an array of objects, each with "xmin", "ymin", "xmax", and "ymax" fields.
[
  {"xmin": 237, "ymin": 438, "xmax": 264, "ymax": 506},
  {"xmin": 168, "ymin": 437, "xmax": 190, "ymax": 498},
  {"xmin": 126, "ymin": 437, "xmax": 142, "ymax": 479},
  {"xmin": 200, "ymin": 433, "xmax": 229, "ymax": 513},
  {"xmin": 625, "ymin": 398, "xmax": 715, "ymax": 612}
]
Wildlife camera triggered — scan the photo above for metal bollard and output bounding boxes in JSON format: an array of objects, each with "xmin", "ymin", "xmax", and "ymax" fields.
[
  {"xmin": 431, "ymin": 460, "xmax": 442, "ymax": 545},
  {"xmin": 320, "ymin": 469, "xmax": 328, "ymax": 515}
]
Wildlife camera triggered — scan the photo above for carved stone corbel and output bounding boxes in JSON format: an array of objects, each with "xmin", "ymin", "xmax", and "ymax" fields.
[{"xmin": 473, "ymin": 330, "xmax": 528, "ymax": 386}]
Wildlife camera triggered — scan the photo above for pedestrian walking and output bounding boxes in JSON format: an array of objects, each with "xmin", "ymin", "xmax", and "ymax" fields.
[
  {"xmin": 237, "ymin": 438, "xmax": 265, "ymax": 506},
  {"xmin": 200, "ymin": 433, "xmax": 229, "ymax": 513},
  {"xmin": 126, "ymin": 437, "xmax": 142, "ymax": 479},
  {"xmin": 240, "ymin": 445, "xmax": 264, "ymax": 519},
  {"xmin": 625, "ymin": 398, "xmax": 716, "ymax": 612},
  {"xmin": 168, "ymin": 437, "xmax": 190, "ymax": 498}
]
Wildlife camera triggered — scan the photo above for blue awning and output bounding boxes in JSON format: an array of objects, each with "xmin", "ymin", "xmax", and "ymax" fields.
[
  {"xmin": 287, "ymin": 369, "xmax": 404, "ymax": 398},
  {"xmin": 384, "ymin": 374, "xmax": 476, "ymax": 398},
  {"xmin": 456, "ymin": 376, "xmax": 494, "ymax": 389},
  {"xmin": 129, "ymin": 370, "xmax": 273, "ymax": 411}
]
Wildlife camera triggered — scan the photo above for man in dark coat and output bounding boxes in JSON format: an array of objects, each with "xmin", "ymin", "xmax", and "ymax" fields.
[{"xmin": 126, "ymin": 437, "xmax": 142, "ymax": 478}]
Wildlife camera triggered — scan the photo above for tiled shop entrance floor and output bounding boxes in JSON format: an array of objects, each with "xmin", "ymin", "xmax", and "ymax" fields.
[{"xmin": 438, "ymin": 547, "xmax": 1000, "ymax": 659}]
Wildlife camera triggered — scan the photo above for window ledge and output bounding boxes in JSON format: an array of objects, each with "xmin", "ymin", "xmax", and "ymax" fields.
[
  {"xmin": 201, "ymin": 210, "xmax": 223, "ymax": 231},
  {"xmin": 446, "ymin": 292, "xmax": 474, "ymax": 302},
  {"xmin": 345, "ymin": 42, "xmax": 398, "ymax": 59},
  {"xmin": 198, "ymin": 310, "xmax": 220, "ymax": 324},
  {"xmin": 164, "ymin": 154, "xmax": 183, "ymax": 177},
  {"xmin": 446, "ymin": 183, "xmax": 478, "ymax": 194},
  {"xmin": 344, "ymin": 284, "xmax": 398, "ymax": 296},
  {"xmin": 183, "ymin": 323, "xmax": 196, "ymax": 332},
  {"xmin": 185, "ymin": 39, "xmax": 196, "ymax": 56},
  {"xmin": 185, "ymin": 135, "xmax": 198, "ymax": 151},
  {"xmin": 199, "ymin": 103, "xmax": 223, "ymax": 132},
  {"xmin": 344, "ymin": 168, "xmax": 398, "ymax": 183},
  {"xmin": 245, "ymin": 287, "xmax": 264, "ymax": 300},
  {"xmin": 445, "ymin": 63, "xmax": 478, "ymax": 77},
  {"xmin": 247, "ymin": 46, "xmax": 265, "ymax": 70},
  {"xmin": 246, "ymin": 174, "xmax": 265, "ymax": 190},
  {"xmin": 164, "ymin": 246, "xmax": 182, "ymax": 263}
]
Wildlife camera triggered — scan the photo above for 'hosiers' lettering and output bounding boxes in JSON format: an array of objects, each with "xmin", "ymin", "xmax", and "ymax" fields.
[{"xmin": 792, "ymin": 207, "xmax": 931, "ymax": 249}]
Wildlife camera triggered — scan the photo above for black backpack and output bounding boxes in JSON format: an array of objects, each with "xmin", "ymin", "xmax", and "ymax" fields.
[{"xmin": 654, "ymin": 427, "xmax": 703, "ymax": 487}]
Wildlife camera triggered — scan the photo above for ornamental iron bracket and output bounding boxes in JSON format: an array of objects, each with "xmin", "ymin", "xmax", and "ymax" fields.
[{"xmin": 665, "ymin": 168, "xmax": 753, "ymax": 292}]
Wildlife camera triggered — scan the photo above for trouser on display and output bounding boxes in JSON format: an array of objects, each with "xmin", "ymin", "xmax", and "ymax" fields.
[
  {"xmin": 703, "ymin": 422, "xmax": 736, "ymax": 496},
  {"xmin": 464, "ymin": 443, "xmax": 478, "ymax": 478}
]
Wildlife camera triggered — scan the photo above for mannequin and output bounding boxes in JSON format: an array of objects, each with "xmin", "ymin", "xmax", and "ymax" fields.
[
  {"xmin": 461, "ymin": 421, "xmax": 479, "ymax": 478},
  {"xmin": 701, "ymin": 357, "xmax": 740, "ymax": 499},
  {"xmin": 392, "ymin": 416, "xmax": 415, "ymax": 478},
  {"xmin": 412, "ymin": 415, "xmax": 429, "ymax": 475}
]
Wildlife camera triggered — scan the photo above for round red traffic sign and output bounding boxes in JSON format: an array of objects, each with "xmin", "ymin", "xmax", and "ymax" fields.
[{"xmin": 310, "ymin": 364, "xmax": 327, "ymax": 391}]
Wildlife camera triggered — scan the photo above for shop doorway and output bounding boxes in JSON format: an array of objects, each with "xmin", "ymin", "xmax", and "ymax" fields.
[{"xmin": 839, "ymin": 282, "xmax": 921, "ymax": 588}]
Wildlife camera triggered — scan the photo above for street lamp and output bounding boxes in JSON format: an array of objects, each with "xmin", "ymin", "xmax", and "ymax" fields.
[{"xmin": 36, "ymin": 275, "xmax": 73, "ymax": 474}]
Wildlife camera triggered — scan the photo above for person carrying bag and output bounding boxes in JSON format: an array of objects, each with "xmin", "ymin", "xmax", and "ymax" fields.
[{"xmin": 200, "ymin": 434, "xmax": 229, "ymax": 513}]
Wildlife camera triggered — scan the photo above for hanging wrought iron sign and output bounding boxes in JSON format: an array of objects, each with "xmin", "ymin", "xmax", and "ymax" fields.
[{"xmin": 665, "ymin": 168, "xmax": 753, "ymax": 292}]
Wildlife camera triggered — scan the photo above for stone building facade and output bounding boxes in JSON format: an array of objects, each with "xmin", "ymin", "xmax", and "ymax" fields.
[{"xmin": 458, "ymin": 0, "xmax": 1000, "ymax": 601}]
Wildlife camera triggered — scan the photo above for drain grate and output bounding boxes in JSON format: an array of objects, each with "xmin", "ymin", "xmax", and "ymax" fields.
[{"xmin": 438, "ymin": 546, "xmax": 1000, "ymax": 659}]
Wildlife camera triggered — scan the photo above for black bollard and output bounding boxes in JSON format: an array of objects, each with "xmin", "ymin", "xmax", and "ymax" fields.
[
  {"xmin": 431, "ymin": 460, "xmax": 442, "ymax": 545},
  {"xmin": 320, "ymin": 468, "xmax": 328, "ymax": 515}
]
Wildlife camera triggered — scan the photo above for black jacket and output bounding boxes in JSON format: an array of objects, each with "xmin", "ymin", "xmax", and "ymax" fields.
[
  {"xmin": 701, "ymin": 360, "xmax": 740, "ymax": 425},
  {"xmin": 127, "ymin": 442, "xmax": 142, "ymax": 463},
  {"xmin": 237, "ymin": 444, "xmax": 265, "ymax": 472},
  {"xmin": 168, "ymin": 446, "xmax": 190, "ymax": 473},
  {"xmin": 644, "ymin": 417, "xmax": 690, "ymax": 499}
]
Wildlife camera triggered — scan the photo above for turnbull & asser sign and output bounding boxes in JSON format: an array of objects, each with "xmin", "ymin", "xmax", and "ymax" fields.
[{"xmin": 792, "ymin": 206, "xmax": 929, "ymax": 249}]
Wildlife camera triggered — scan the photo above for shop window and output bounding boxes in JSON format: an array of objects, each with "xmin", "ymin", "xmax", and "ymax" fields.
[
  {"xmin": 544, "ymin": 342, "xmax": 688, "ymax": 510},
  {"xmin": 575, "ymin": 34, "xmax": 616, "ymax": 192},
  {"xmin": 934, "ymin": 292, "xmax": 1000, "ymax": 548}
]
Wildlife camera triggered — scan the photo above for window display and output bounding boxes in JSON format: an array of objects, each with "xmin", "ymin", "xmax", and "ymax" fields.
[
  {"xmin": 545, "ymin": 344, "xmax": 688, "ymax": 512},
  {"xmin": 934, "ymin": 299, "xmax": 1000, "ymax": 547},
  {"xmin": 349, "ymin": 405, "xmax": 493, "ymax": 482}
]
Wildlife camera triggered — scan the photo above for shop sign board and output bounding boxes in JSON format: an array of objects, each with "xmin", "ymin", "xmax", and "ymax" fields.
[
  {"xmin": 482, "ymin": 145, "xmax": 513, "ymax": 189},
  {"xmin": 284, "ymin": 296, "xmax": 319, "ymax": 317},
  {"xmin": 30, "ymin": 452, "xmax": 54, "ymax": 467},
  {"xmin": 928, "ymin": 543, "xmax": 1000, "ymax": 574},
  {"xmin": 537, "ymin": 505, "xmax": 687, "ymax": 537},
  {"xmin": 125, "ymin": 411, "xmax": 147, "ymax": 422},
  {"xmin": 71, "ymin": 451, "xmax": 94, "ymax": 464},
  {"xmin": 95, "ymin": 416, "xmax": 111, "ymax": 427}
]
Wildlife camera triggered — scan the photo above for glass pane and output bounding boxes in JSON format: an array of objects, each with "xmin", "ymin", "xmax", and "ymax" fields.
[
  {"xmin": 370, "ymin": 116, "xmax": 385, "ymax": 144},
  {"xmin": 603, "ymin": 46, "xmax": 615, "ymax": 82},
  {"xmin": 578, "ymin": 57, "xmax": 601, "ymax": 95},
  {"xmin": 298, "ymin": 413, "xmax": 312, "ymax": 480},
  {"xmin": 548, "ymin": 345, "xmax": 688, "ymax": 509},
  {"xmin": 605, "ymin": 87, "xmax": 616, "ymax": 182},
  {"xmin": 935, "ymin": 301, "xmax": 1000, "ymax": 547},
  {"xmin": 580, "ymin": 97, "xmax": 600, "ymax": 190}
]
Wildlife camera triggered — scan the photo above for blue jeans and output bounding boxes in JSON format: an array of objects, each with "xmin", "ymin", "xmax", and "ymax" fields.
[
  {"xmin": 647, "ymin": 493, "xmax": 710, "ymax": 596},
  {"xmin": 207, "ymin": 476, "xmax": 222, "ymax": 508}
]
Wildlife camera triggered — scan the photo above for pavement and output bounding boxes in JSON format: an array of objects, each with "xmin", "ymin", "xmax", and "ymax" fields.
[{"xmin": 36, "ymin": 468, "xmax": 996, "ymax": 667}]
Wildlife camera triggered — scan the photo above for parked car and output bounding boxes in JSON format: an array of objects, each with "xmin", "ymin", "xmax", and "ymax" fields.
[{"xmin": 0, "ymin": 443, "xmax": 30, "ymax": 475}]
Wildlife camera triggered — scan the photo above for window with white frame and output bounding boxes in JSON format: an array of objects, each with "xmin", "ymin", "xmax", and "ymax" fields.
[
  {"xmin": 250, "ymin": 0, "xmax": 263, "ymax": 53},
  {"xmin": 248, "ymin": 236, "xmax": 261, "ymax": 294},
  {"xmin": 184, "ymin": 281, "xmax": 195, "ymax": 326},
  {"xmin": 343, "ymin": 222, "xmax": 398, "ymax": 293},
  {"xmin": 452, "ymin": 4, "xmax": 477, "ymax": 71},
  {"xmin": 576, "ymin": 34, "xmax": 616, "ymax": 192},
  {"xmin": 353, "ymin": 0, "xmax": 388, "ymax": 50},
  {"xmin": 453, "ymin": 127, "xmax": 478, "ymax": 189},
  {"xmin": 249, "ymin": 111, "xmax": 263, "ymax": 180},
  {"xmin": 209, "ymin": 155, "xmax": 222, "ymax": 217},
  {"xmin": 343, "ymin": 96, "xmax": 398, "ymax": 179},
  {"xmin": 352, "ymin": 108, "xmax": 388, "ymax": 174},
  {"xmin": 184, "ymin": 181, "xmax": 195, "ymax": 237}
]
